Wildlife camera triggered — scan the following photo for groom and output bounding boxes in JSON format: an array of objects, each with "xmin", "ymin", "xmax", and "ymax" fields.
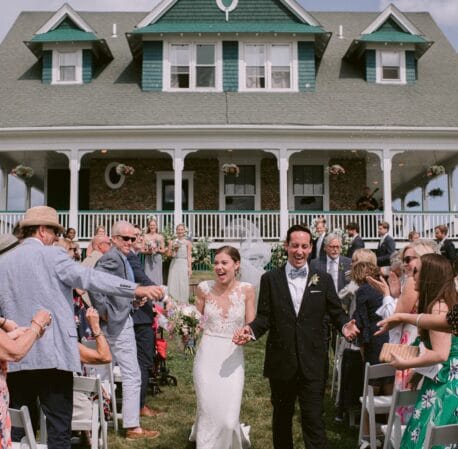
[{"xmin": 234, "ymin": 224, "xmax": 359, "ymax": 449}]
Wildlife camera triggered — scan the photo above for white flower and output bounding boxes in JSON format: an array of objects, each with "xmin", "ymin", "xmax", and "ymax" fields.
[
  {"xmin": 413, "ymin": 409, "xmax": 421, "ymax": 420},
  {"xmin": 410, "ymin": 427, "xmax": 420, "ymax": 443},
  {"xmin": 308, "ymin": 274, "xmax": 320, "ymax": 287},
  {"xmin": 449, "ymin": 358, "xmax": 458, "ymax": 381},
  {"xmin": 421, "ymin": 389, "xmax": 437, "ymax": 409}
]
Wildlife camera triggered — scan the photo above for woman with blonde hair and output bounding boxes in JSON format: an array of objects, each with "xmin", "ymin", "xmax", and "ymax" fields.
[
  {"xmin": 143, "ymin": 218, "xmax": 166, "ymax": 285},
  {"xmin": 86, "ymin": 225, "xmax": 106, "ymax": 257}
]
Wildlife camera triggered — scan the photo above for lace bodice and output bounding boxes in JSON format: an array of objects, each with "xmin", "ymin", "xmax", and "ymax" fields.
[
  {"xmin": 174, "ymin": 239, "xmax": 188, "ymax": 259},
  {"xmin": 198, "ymin": 281, "xmax": 248, "ymax": 337}
]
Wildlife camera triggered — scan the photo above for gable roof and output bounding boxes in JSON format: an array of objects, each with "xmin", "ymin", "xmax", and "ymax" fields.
[
  {"xmin": 345, "ymin": 3, "xmax": 433, "ymax": 61},
  {"xmin": 0, "ymin": 10, "xmax": 456, "ymax": 130},
  {"xmin": 127, "ymin": 0, "xmax": 330, "ymax": 60},
  {"xmin": 24, "ymin": 3, "xmax": 113, "ymax": 61}
]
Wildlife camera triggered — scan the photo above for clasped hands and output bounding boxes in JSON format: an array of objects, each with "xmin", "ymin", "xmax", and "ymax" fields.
[{"xmin": 232, "ymin": 325, "xmax": 254, "ymax": 345}]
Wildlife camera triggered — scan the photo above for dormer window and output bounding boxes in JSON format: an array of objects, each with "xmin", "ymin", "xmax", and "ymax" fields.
[
  {"xmin": 376, "ymin": 50, "xmax": 405, "ymax": 84},
  {"xmin": 166, "ymin": 42, "xmax": 221, "ymax": 91},
  {"xmin": 52, "ymin": 49, "xmax": 82, "ymax": 84},
  {"xmin": 241, "ymin": 43, "xmax": 295, "ymax": 91}
]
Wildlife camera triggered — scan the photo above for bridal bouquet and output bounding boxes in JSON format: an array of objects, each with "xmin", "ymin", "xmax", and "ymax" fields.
[{"xmin": 167, "ymin": 304, "xmax": 203, "ymax": 355}]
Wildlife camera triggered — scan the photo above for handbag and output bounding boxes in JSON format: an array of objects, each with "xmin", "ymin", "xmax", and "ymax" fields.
[{"xmin": 379, "ymin": 343, "xmax": 419, "ymax": 363}]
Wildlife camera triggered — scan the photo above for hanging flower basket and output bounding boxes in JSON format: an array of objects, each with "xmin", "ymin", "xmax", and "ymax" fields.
[
  {"xmin": 10, "ymin": 164, "xmax": 34, "ymax": 179},
  {"xmin": 406, "ymin": 200, "xmax": 420, "ymax": 208},
  {"xmin": 326, "ymin": 164, "xmax": 346, "ymax": 175},
  {"xmin": 221, "ymin": 163, "xmax": 240, "ymax": 177},
  {"xmin": 428, "ymin": 188, "xmax": 444, "ymax": 197},
  {"xmin": 426, "ymin": 165, "xmax": 445, "ymax": 177},
  {"xmin": 115, "ymin": 163, "xmax": 135, "ymax": 176}
]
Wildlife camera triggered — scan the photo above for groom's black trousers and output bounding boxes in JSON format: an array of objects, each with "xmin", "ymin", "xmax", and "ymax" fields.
[{"xmin": 270, "ymin": 372, "xmax": 327, "ymax": 449}]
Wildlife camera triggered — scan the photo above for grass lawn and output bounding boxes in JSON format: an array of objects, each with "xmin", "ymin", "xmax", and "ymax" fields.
[{"xmin": 106, "ymin": 335, "xmax": 359, "ymax": 449}]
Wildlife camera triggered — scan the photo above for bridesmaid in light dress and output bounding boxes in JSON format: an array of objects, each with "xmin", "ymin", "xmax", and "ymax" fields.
[{"xmin": 143, "ymin": 218, "xmax": 166, "ymax": 285}]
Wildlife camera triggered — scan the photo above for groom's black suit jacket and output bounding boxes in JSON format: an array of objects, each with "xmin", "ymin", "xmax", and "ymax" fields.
[{"xmin": 250, "ymin": 265, "xmax": 349, "ymax": 382}]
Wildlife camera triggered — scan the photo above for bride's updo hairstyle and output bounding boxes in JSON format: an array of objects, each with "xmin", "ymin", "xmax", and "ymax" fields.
[{"xmin": 215, "ymin": 245, "xmax": 241, "ymax": 264}]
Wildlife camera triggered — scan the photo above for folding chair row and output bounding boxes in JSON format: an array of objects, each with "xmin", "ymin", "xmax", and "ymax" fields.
[{"xmin": 8, "ymin": 406, "xmax": 47, "ymax": 449}]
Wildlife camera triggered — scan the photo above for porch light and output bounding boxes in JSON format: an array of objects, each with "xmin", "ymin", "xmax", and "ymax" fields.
[{"xmin": 100, "ymin": 149, "xmax": 108, "ymax": 154}]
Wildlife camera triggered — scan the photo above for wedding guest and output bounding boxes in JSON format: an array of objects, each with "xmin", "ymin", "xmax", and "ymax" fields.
[
  {"xmin": 167, "ymin": 224, "xmax": 192, "ymax": 303},
  {"xmin": 356, "ymin": 186, "xmax": 378, "ymax": 211},
  {"xmin": 408, "ymin": 230, "xmax": 420, "ymax": 242},
  {"xmin": 57, "ymin": 228, "xmax": 81, "ymax": 261},
  {"xmin": 388, "ymin": 254, "xmax": 457, "ymax": 449},
  {"xmin": 143, "ymin": 218, "xmax": 166, "ymax": 285},
  {"xmin": 435, "ymin": 224, "xmax": 456, "ymax": 264},
  {"xmin": 0, "ymin": 310, "xmax": 52, "ymax": 449},
  {"xmin": 311, "ymin": 220, "xmax": 327, "ymax": 260},
  {"xmin": 345, "ymin": 222, "xmax": 365, "ymax": 259},
  {"xmin": 375, "ymin": 221, "xmax": 395, "ymax": 267},
  {"xmin": 86, "ymin": 225, "xmax": 106, "ymax": 257},
  {"xmin": 190, "ymin": 246, "xmax": 255, "ymax": 448}
]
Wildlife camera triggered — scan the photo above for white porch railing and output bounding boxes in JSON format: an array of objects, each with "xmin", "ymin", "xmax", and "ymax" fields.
[
  {"xmin": 392, "ymin": 212, "xmax": 458, "ymax": 240},
  {"xmin": 1, "ymin": 210, "xmax": 456, "ymax": 241}
]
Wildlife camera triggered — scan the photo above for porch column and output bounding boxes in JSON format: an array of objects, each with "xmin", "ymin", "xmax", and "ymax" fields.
[
  {"xmin": 382, "ymin": 149, "xmax": 393, "ymax": 226},
  {"xmin": 25, "ymin": 182, "xmax": 32, "ymax": 209},
  {"xmin": 173, "ymin": 150, "xmax": 184, "ymax": 227},
  {"xmin": 278, "ymin": 149, "xmax": 289, "ymax": 240},
  {"xmin": 68, "ymin": 149, "xmax": 79, "ymax": 231}
]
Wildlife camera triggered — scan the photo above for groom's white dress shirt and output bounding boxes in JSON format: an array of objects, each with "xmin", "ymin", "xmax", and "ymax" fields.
[{"xmin": 285, "ymin": 262, "xmax": 309, "ymax": 315}]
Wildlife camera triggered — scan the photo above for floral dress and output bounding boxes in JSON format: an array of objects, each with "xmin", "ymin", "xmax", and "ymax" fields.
[
  {"xmin": 400, "ymin": 334, "xmax": 458, "ymax": 448},
  {"xmin": 0, "ymin": 362, "xmax": 12, "ymax": 449}
]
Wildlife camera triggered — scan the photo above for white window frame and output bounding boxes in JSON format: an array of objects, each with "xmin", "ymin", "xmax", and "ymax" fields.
[
  {"xmin": 376, "ymin": 49, "xmax": 406, "ymax": 85},
  {"xmin": 239, "ymin": 42, "xmax": 297, "ymax": 92},
  {"xmin": 155, "ymin": 171, "xmax": 194, "ymax": 210},
  {"xmin": 51, "ymin": 48, "xmax": 83, "ymax": 85},
  {"xmin": 218, "ymin": 159, "xmax": 261, "ymax": 210},
  {"xmin": 163, "ymin": 40, "xmax": 222, "ymax": 92}
]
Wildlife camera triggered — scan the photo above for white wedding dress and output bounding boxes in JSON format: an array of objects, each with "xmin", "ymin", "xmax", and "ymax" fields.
[{"xmin": 189, "ymin": 280, "xmax": 251, "ymax": 449}]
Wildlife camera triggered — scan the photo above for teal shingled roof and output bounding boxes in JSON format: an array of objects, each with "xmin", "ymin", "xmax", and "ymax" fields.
[
  {"xmin": 133, "ymin": 21, "xmax": 326, "ymax": 34},
  {"xmin": 359, "ymin": 30, "xmax": 427, "ymax": 44},
  {"xmin": 30, "ymin": 29, "xmax": 99, "ymax": 43}
]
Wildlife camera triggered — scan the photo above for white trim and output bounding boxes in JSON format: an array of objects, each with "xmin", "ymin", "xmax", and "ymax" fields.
[
  {"xmin": 361, "ymin": 4, "xmax": 423, "ymax": 36},
  {"xmin": 155, "ymin": 171, "xmax": 194, "ymax": 210},
  {"xmin": 104, "ymin": 162, "xmax": 125, "ymax": 189},
  {"xmin": 35, "ymin": 3, "xmax": 95, "ymax": 35},
  {"xmin": 136, "ymin": 0, "xmax": 322, "ymax": 29},
  {"xmin": 163, "ymin": 40, "xmax": 222, "ymax": 92},
  {"xmin": 239, "ymin": 42, "xmax": 298, "ymax": 92},
  {"xmin": 375, "ymin": 49, "xmax": 406, "ymax": 85},
  {"xmin": 51, "ymin": 48, "xmax": 83, "ymax": 85}
]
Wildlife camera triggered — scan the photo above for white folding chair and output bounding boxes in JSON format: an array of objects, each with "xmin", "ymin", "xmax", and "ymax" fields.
[
  {"xmin": 82, "ymin": 340, "xmax": 120, "ymax": 434},
  {"xmin": 9, "ymin": 406, "xmax": 47, "ymax": 449},
  {"xmin": 423, "ymin": 422, "xmax": 458, "ymax": 449},
  {"xmin": 72, "ymin": 375, "xmax": 107, "ymax": 449},
  {"xmin": 358, "ymin": 362, "xmax": 395, "ymax": 449},
  {"xmin": 381, "ymin": 388, "xmax": 418, "ymax": 449}
]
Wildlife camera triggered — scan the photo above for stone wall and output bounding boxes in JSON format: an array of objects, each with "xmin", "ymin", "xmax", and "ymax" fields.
[
  {"xmin": 261, "ymin": 158, "xmax": 279, "ymax": 209},
  {"xmin": 329, "ymin": 158, "xmax": 366, "ymax": 210},
  {"xmin": 184, "ymin": 159, "xmax": 219, "ymax": 210}
]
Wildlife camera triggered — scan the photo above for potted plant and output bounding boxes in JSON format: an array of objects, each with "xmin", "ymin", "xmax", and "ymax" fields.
[
  {"xmin": 10, "ymin": 164, "xmax": 34, "ymax": 179},
  {"xmin": 426, "ymin": 165, "xmax": 445, "ymax": 177},
  {"xmin": 115, "ymin": 163, "xmax": 135, "ymax": 176},
  {"xmin": 326, "ymin": 164, "xmax": 346, "ymax": 175},
  {"xmin": 428, "ymin": 188, "xmax": 444, "ymax": 197},
  {"xmin": 406, "ymin": 200, "xmax": 420, "ymax": 208},
  {"xmin": 221, "ymin": 163, "xmax": 240, "ymax": 176}
]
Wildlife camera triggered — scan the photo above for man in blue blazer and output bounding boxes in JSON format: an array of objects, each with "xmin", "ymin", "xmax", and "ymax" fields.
[
  {"xmin": 376, "ymin": 221, "xmax": 396, "ymax": 267},
  {"xmin": 234, "ymin": 225, "xmax": 359, "ymax": 449},
  {"xmin": 0, "ymin": 207, "xmax": 161, "ymax": 449}
]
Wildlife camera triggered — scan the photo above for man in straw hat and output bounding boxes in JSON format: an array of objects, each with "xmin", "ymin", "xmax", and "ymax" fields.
[{"xmin": 0, "ymin": 206, "xmax": 163, "ymax": 448}]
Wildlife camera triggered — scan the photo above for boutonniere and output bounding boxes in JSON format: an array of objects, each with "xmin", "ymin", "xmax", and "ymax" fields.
[
  {"xmin": 308, "ymin": 274, "xmax": 320, "ymax": 287},
  {"xmin": 339, "ymin": 263, "xmax": 344, "ymax": 271}
]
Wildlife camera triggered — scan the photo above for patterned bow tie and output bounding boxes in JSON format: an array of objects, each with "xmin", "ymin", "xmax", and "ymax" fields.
[{"xmin": 289, "ymin": 267, "xmax": 308, "ymax": 279}]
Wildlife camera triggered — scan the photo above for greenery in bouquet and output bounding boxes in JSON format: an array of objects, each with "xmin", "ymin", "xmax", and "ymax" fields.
[
  {"xmin": 191, "ymin": 237, "xmax": 212, "ymax": 269},
  {"xmin": 270, "ymin": 241, "xmax": 288, "ymax": 268},
  {"xmin": 167, "ymin": 303, "xmax": 203, "ymax": 355}
]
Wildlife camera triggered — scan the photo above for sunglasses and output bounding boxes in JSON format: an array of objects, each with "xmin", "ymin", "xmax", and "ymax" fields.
[
  {"xmin": 403, "ymin": 255, "xmax": 418, "ymax": 264},
  {"xmin": 115, "ymin": 235, "xmax": 136, "ymax": 242}
]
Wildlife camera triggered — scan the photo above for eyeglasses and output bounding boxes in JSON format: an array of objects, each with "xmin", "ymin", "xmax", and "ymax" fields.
[
  {"xmin": 327, "ymin": 245, "xmax": 341, "ymax": 250},
  {"xmin": 403, "ymin": 255, "xmax": 418, "ymax": 264},
  {"xmin": 115, "ymin": 235, "xmax": 136, "ymax": 242}
]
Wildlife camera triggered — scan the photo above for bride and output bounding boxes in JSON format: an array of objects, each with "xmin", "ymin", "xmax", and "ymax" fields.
[{"xmin": 190, "ymin": 245, "xmax": 256, "ymax": 449}]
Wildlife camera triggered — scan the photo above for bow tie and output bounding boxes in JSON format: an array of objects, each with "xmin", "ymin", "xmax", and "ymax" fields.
[{"xmin": 289, "ymin": 267, "xmax": 308, "ymax": 279}]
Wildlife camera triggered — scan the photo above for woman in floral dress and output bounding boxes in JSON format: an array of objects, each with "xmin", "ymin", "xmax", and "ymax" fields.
[{"xmin": 389, "ymin": 254, "xmax": 457, "ymax": 449}]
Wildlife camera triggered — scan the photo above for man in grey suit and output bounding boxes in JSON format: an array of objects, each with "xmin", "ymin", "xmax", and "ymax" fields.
[
  {"xmin": 0, "ymin": 207, "xmax": 162, "ymax": 449},
  {"xmin": 376, "ymin": 221, "xmax": 396, "ymax": 267},
  {"xmin": 90, "ymin": 221, "xmax": 163, "ymax": 440}
]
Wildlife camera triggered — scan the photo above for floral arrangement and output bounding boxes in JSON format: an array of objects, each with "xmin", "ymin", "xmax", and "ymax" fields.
[
  {"xmin": 406, "ymin": 200, "xmax": 420, "ymax": 208},
  {"xmin": 167, "ymin": 303, "xmax": 203, "ymax": 355},
  {"xmin": 221, "ymin": 163, "xmax": 240, "ymax": 176},
  {"xmin": 428, "ymin": 188, "xmax": 444, "ymax": 197},
  {"xmin": 191, "ymin": 237, "xmax": 212, "ymax": 268},
  {"xmin": 115, "ymin": 163, "xmax": 135, "ymax": 176},
  {"xmin": 426, "ymin": 165, "xmax": 445, "ymax": 177},
  {"xmin": 10, "ymin": 164, "xmax": 33, "ymax": 179},
  {"xmin": 308, "ymin": 274, "xmax": 320, "ymax": 287},
  {"xmin": 326, "ymin": 164, "xmax": 346, "ymax": 176},
  {"xmin": 270, "ymin": 241, "xmax": 288, "ymax": 268}
]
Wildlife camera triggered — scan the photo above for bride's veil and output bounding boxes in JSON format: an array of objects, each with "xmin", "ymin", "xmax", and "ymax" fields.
[{"xmin": 226, "ymin": 218, "xmax": 271, "ymax": 297}]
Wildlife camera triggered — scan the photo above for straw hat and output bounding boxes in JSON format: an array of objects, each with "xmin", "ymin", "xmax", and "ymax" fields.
[
  {"xmin": 0, "ymin": 234, "xmax": 19, "ymax": 255},
  {"xmin": 19, "ymin": 206, "xmax": 65, "ymax": 233}
]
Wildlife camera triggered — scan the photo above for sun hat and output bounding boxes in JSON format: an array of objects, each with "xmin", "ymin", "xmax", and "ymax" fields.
[
  {"xmin": 19, "ymin": 206, "xmax": 65, "ymax": 233},
  {"xmin": 0, "ymin": 233, "xmax": 19, "ymax": 255}
]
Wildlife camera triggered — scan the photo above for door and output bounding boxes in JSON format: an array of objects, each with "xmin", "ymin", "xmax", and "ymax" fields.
[{"xmin": 161, "ymin": 179, "xmax": 189, "ymax": 210}]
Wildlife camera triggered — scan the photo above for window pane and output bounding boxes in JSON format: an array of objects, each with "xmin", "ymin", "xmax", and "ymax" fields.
[
  {"xmin": 225, "ymin": 196, "xmax": 255, "ymax": 211},
  {"xmin": 196, "ymin": 44, "xmax": 214, "ymax": 65},
  {"xmin": 381, "ymin": 51, "xmax": 400, "ymax": 66},
  {"xmin": 224, "ymin": 165, "xmax": 255, "ymax": 195},
  {"xmin": 246, "ymin": 45, "xmax": 265, "ymax": 88},
  {"xmin": 245, "ymin": 45, "xmax": 264, "ymax": 66},
  {"xmin": 171, "ymin": 44, "xmax": 189, "ymax": 66},
  {"xmin": 294, "ymin": 196, "xmax": 323, "ymax": 211},
  {"xmin": 293, "ymin": 165, "xmax": 324, "ymax": 197},
  {"xmin": 271, "ymin": 44, "xmax": 291, "ymax": 88},
  {"xmin": 271, "ymin": 45, "xmax": 290, "ymax": 66},
  {"xmin": 196, "ymin": 67, "xmax": 215, "ymax": 87},
  {"xmin": 382, "ymin": 67, "xmax": 400, "ymax": 80},
  {"xmin": 58, "ymin": 52, "xmax": 77, "ymax": 81},
  {"xmin": 60, "ymin": 66, "xmax": 76, "ymax": 81},
  {"xmin": 171, "ymin": 45, "xmax": 190, "ymax": 88},
  {"xmin": 271, "ymin": 70, "xmax": 290, "ymax": 88}
]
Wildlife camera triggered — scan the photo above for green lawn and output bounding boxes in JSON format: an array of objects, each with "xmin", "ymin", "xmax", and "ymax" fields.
[{"xmin": 106, "ymin": 336, "xmax": 359, "ymax": 449}]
